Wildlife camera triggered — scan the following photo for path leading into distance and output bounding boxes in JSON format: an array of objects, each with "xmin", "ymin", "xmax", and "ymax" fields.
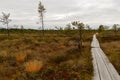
[{"xmin": 91, "ymin": 34, "xmax": 120, "ymax": 80}]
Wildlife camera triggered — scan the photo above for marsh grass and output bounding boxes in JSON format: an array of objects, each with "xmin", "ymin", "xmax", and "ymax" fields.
[
  {"xmin": 0, "ymin": 30, "xmax": 94, "ymax": 80},
  {"xmin": 16, "ymin": 53, "xmax": 27, "ymax": 62},
  {"xmin": 25, "ymin": 60, "xmax": 43, "ymax": 73}
]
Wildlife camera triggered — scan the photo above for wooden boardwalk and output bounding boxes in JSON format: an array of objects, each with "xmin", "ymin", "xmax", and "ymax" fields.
[{"xmin": 91, "ymin": 34, "xmax": 120, "ymax": 80}]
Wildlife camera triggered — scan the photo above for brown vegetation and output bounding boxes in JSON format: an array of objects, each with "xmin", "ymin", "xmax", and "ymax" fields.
[
  {"xmin": 16, "ymin": 53, "xmax": 27, "ymax": 62},
  {"xmin": 0, "ymin": 30, "xmax": 94, "ymax": 80},
  {"xmin": 25, "ymin": 60, "xmax": 43, "ymax": 73}
]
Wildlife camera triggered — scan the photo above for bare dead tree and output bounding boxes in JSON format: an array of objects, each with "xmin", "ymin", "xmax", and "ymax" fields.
[
  {"xmin": 0, "ymin": 12, "xmax": 11, "ymax": 37},
  {"xmin": 38, "ymin": 1, "xmax": 46, "ymax": 36}
]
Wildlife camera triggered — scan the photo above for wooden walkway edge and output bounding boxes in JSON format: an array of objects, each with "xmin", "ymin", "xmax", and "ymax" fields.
[{"xmin": 91, "ymin": 34, "xmax": 120, "ymax": 80}]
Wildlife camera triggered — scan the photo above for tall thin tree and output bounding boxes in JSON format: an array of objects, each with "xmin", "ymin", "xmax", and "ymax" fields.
[
  {"xmin": 38, "ymin": 1, "xmax": 46, "ymax": 36},
  {"xmin": 0, "ymin": 12, "xmax": 11, "ymax": 37}
]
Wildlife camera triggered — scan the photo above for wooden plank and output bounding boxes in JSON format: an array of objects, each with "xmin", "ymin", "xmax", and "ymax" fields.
[
  {"xmin": 98, "ymin": 48, "xmax": 120, "ymax": 80},
  {"xmin": 92, "ymin": 48, "xmax": 101, "ymax": 80},
  {"xmin": 91, "ymin": 34, "xmax": 120, "ymax": 80}
]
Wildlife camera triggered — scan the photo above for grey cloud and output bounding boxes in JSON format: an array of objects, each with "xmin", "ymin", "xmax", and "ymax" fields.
[{"xmin": 0, "ymin": 0, "xmax": 120, "ymax": 29}]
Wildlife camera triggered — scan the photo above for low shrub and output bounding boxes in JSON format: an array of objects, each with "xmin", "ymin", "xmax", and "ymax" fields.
[{"xmin": 50, "ymin": 55, "xmax": 67, "ymax": 64}]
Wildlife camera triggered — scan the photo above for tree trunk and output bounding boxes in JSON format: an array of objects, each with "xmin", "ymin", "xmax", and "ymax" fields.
[
  {"xmin": 79, "ymin": 27, "xmax": 82, "ymax": 53},
  {"xmin": 7, "ymin": 23, "xmax": 10, "ymax": 38},
  {"xmin": 41, "ymin": 12, "xmax": 44, "ymax": 37}
]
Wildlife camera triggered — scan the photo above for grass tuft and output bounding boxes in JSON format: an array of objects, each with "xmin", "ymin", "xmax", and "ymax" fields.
[
  {"xmin": 25, "ymin": 60, "xmax": 43, "ymax": 73},
  {"xmin": 16, "ymin": 53, "xmax": 27, "ymax": 62}
]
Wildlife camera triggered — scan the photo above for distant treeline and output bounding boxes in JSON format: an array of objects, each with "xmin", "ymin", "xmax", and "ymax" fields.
[
  {"xmin": 0, "ymin": 28, "xmax": 39, "ymax": 33},
  {"xmin": 0, "ymin": 28, "xmax": 96, "ymax": 34}
]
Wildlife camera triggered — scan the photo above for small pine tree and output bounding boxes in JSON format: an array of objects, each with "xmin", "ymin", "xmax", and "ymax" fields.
[
  {"xmin": 72, "ymin": 21, "xmax": 84, "ymax": 52},
  {"xmin": 112, "ymin": 24, "xmax": 119, "ymax": 32},
  {"xmin": 98, "ymin": 25, "xmax": 105, "ymax": 32}
]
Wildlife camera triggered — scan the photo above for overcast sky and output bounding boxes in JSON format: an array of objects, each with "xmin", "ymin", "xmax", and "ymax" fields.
[{"xmin": 0, "ymin": 0, "xmax": 120, "ymax": 29}]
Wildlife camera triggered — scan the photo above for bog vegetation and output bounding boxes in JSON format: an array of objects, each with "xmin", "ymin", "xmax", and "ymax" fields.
[
  {"xmin": 0, "ymin": 1, "xmax": 120, "ymax": 80},
  {"xmin": 0, "ymin": 28, "xmax": 95, "ymax": 80},
  {"xmin": 0, "ymin": 22, "xmax": 119, "ymax": 80}
]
